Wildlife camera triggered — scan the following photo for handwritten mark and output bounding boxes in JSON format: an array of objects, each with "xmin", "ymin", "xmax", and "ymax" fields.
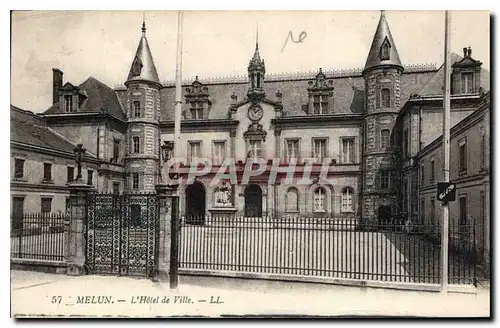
[{"xmin": 281, "ymin": 31, "xmax": 307, "ymax": 53}]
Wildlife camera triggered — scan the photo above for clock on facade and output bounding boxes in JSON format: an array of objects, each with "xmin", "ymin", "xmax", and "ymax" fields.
[{"xmin": 248, "ymin": 105, "xmax": 263, "ymax": 121}]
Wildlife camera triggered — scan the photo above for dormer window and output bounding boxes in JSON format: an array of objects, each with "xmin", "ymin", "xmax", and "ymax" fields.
[
  {"xmin": 190, "ymin": 101, "xmax": 203, "ymax": 120},
  {"xmin": 185, "ymin": 76, "xmax": 210, "ymax": 120},
  {"xmin": 380, "ymin": 38, "xmax": 391, "ymax": 61},
  {"xmin": 462, "ymin": 72, "xmax": 474, "ymax": 94},
  {"xmin": 64, "ymin": 95, "xmax": 73, "ymax": 112},
  {"xmin": 451, "ymin": 46, "xmax": 482, "ymax": 95},
  {"xmin": 133, "ymin": 101, "xmax": 141, "ymax": 118},
  {"xmin": 131, "ymin": 56, "xmax": 143, "ymax": 77},
  {"xmin": 308, "ymin": 68, "xmax": 334, "ymax": 115},
  {"xmin": 313, "ymin": 95, "xmax": 329, "ymax": 115}
]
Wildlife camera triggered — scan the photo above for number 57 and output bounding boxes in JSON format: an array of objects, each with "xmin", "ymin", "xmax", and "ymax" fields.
[{"xmin": 51, "ymin": 296, "xmax": 62, "ymax": 304}]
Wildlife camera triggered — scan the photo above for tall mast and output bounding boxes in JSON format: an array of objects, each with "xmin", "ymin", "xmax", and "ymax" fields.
[{"xmin": 441, "ymin": 10, "xmax": 451, "ymax": 294}]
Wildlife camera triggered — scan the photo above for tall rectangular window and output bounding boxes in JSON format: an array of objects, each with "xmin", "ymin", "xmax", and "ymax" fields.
[
  {"xmin": 213, "ymin": 141, "xmax": 226, "ymax": 166},
  {"xmin": 133, "ymin": 136, "xmax": 140, "ymax": 154},
  {"xmin": 420, "ymin": 164, "xmax": 425, "ymax": 186},
  {"xmin": 380, "ymin": 129, "xmax": 390, "ymax": 149},
  {"xmin": 285, "ymin": 139, "xmax": 300, "ymax": 162},
  {"xmin": 189, "ymin": 141, "xmax": 202, "ymax": 162},
  {"xmin": 313, "ymin": 138, "xmax": 327, "ymax": 162},
  {"xmin": 430, "ymin": 198, "xmax": 436, "ymax": 228},
  {"xmin": 403, "ymin": 180, "xmax": 408, "ymax": 213},
  {"xmin": 113, "ymin": 139, "xmax": 120, "ymax": 160},
  {"xmin": 133, "ymin": 101, "xmax": 141, "ymax": 118},
  {"xmin": 459, "ymin": 139, "xmax": 467, "ymax": 173},
  {"xmin": 132, "ymin": 173, "xmax": 139, "ymax": 190},
  {"xmin": 430, "ymin": 158, "xmax": 435, "ymax": 181},
  {"xmin": 87, "ymin": 170, "xmax": 93, "ymax": 186},
  {"xmin": 420, "ymin": 198, "xmax": 425, "ymax": 224},
  {"xmin": 248, "ymin": 140, "xmax": 262, "ymax": 159},
  {"xmin": 341, "ymin": 138, "xmax": 355, "ymax": 163},
  {"xmin": 64, "ymin": 95, "xmax": 73, "ymax": 112},
  {"xmin": 379, "ymin": 170, "xmax": 390, "ymax": 189},
  {"xmin": 113, "ymin": 182, "xmax": 120, "ymax": 194},
  {"xmin": 313, "ymin": 95, "xmax": 328, "ymax": 115},
  {"xmin": 403, "ymin": 129, "xmax": 409, "ymax": 158},
  {"xmin": 480, "ymin": 130, "xmax": 486, "ymax": 170},
  {"xmin": 459, "ymin": 195, "xmax": 468, "ymax": 233},
  {"xmin": 43, "ymin": 163, "xmax": 52, "ymax": 181},
  {"xmin": 381, "ymin": 88, "xmax": 391, "ymax": 108},
  {"xmin": 67, "ymin": 166, "xmax": 74, "ymax": 183},
  {"xmin": 41, "ymin": 197, "xmax": 52, "ymax": 214},
  {"xmin": 14, "ymin": 158, "xmax": 24, "ymax": 179},
  {"xmin": 462, "ymin": 72, "xmax": 474, "ymax": 94},
  {"xmin": 12, "ymin": 197, "xmax": 24, "ymax": 222},
  {"xmin": 191, "ymin": 101, "xmax": 203, "ymax": 119}
]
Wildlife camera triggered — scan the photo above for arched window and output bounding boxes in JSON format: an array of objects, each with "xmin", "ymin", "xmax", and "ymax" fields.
[
  {"xmin": 341, "ymin": 187, "xmax": 354, "ymax": 213},
  {"xmin": 381, "ymin": 88, "xmax": 391, "ymax": 108},
  {"xmin": 286, "ymin": 188, "xmax": 299, "ymax": 212},
  {"xmin": 313, "ymin": 187, "xmax": 326, "ymax": 212},
  {"xmin": 380, "ymin": 129, "xmax": 390, "ymax": 149}
]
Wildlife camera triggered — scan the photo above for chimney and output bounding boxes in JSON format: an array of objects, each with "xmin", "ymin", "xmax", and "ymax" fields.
[{"xmin": 52, "ymin": 68, "xmax": 63, "ymax": 105}]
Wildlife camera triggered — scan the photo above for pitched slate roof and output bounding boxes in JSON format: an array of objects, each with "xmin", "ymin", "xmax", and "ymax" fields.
[
  {"xmin": 44, "ymin": 77, "xmax": 126, "ymax": 119},
  {"xmin": 122, "ymin": 68, "xmax": 436, "ymax": 121},
  {"xmin": 11, "ymin": 105, "xmax": 96, "ymax": 158},
  {"xmin": 415, "ymin": 53, "xmax": 490, "ymax": 97}
]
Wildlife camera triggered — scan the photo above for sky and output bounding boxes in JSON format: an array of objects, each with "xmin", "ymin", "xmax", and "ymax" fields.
[{"xmin": 10, "ymin": 10, "xmax": 490, "ymax": 112}]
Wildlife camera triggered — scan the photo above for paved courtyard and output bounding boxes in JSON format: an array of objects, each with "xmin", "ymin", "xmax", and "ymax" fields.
[{"xmin": 179, "ymin": 225, "xmax": 476, "ymax": 284}]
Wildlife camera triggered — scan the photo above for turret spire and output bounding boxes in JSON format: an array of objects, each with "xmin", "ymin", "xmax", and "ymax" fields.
[
  {"xmin": 126, "ymin": 16, "xmax": 160, "ymax": 85},
  {"xmin": 363, "ymin": 10, "xmax": 403, "ymax": 73}
]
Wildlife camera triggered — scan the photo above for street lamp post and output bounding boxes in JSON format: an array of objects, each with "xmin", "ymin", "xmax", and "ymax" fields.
[{"xmin": 73, "ymin": 144, "xmax": 86, "ymax": 183}]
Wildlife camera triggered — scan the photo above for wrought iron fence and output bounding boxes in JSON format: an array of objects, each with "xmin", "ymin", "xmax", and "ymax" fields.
[
  {"xmin": 179, "ymin": 214, "xmax": 477, "ymax": 285},
  {"xmin": 10, "ymin": 213, "xmax": 68, "ymax": 261}
]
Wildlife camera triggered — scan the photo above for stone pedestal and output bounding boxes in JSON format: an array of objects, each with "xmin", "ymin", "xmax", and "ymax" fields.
[
  {"xmin": 67, "ymin": 181, "xmax": 92, "ymax": 276},
  {"xmin": 208, "ymin": 207, "xmax": 237, "ymax": 225},
  {"xmin": 155, "ymin": 183, "xmax": 178, "ymax": 282}
]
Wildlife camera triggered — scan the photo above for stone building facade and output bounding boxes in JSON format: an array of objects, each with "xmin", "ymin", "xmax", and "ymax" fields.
[
  {"xmin": 10, "ymin": 106, "xmax": 99, "ymax": 216},
  {"xmin": 11, "ymin": 12, "xmax": 490, "ymax": 231}
]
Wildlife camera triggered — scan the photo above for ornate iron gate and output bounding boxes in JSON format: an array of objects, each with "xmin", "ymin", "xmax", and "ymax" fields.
[{"xmin": 85, "ymin": 192, "xmax": 158, "ymax": 277}]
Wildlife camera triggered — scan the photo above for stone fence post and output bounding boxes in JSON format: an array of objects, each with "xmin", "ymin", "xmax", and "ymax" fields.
[
  {"xmin": 155, "ymin": 183, "xmax": 179, "ymax": 283},
  {"xmin": 66, "ymin": 182, "xmax": 91, "ymax": 275}
]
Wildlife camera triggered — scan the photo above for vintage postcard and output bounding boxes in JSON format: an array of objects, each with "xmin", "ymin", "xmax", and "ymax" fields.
[{"xmin": 9, "ymin": 10, "xmax": 490, "ymax": 318}]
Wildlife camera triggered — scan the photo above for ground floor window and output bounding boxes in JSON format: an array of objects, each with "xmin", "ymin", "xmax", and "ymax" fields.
[
  {"xmin": 313, "ymin": 187, "xmax": 326, "ymax": 212},
  {"xmin": 285, "ymin": 187, "xmax": 299, "ymax": 212},
  {"xmin": 341, "ymin": 187, "xmax": 354, "ymax": 212}
]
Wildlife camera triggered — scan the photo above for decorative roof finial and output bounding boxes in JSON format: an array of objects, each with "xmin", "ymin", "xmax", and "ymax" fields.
[
  {"xmin": 381, "ymin": 10, "xmax": 386, "ymax": 18},
  {"xmin": 256, "ymin": 21, "xmax": 259, "ymax": 50},
  {"xmin": 142, "ymin": 12, "xmax": 146, "ymax": 36}
]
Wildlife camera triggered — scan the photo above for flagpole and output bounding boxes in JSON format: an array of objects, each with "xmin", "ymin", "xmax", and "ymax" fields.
[
  {"xmin": 174, "ymin": 11, "xmax": 183, "ymax": 185},
  {"xmin": 169, "ymin": 10, "xmax": 183, "ymax": 290},
  {"xmin": 441, "ymin": 10, "xmax": 451, "ymax": 294}
]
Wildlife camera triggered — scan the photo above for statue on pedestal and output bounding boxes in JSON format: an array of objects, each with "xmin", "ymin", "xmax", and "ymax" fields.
[{"xmin": 214, "ymin": 180, "xmax": 232, "ymax": 207}]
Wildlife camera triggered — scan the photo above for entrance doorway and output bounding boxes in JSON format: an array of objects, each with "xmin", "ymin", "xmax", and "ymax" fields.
[
  {"xmin": 185, "ymin": 181, "xmax": 206, "ymax": 224},
  {"xmin": 378, "ymin": 205, "xmax": 392, "ymax": 225},
  {"xmin": 244, "ymin": 184, "xmax": 262, "ymax": 217}
]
